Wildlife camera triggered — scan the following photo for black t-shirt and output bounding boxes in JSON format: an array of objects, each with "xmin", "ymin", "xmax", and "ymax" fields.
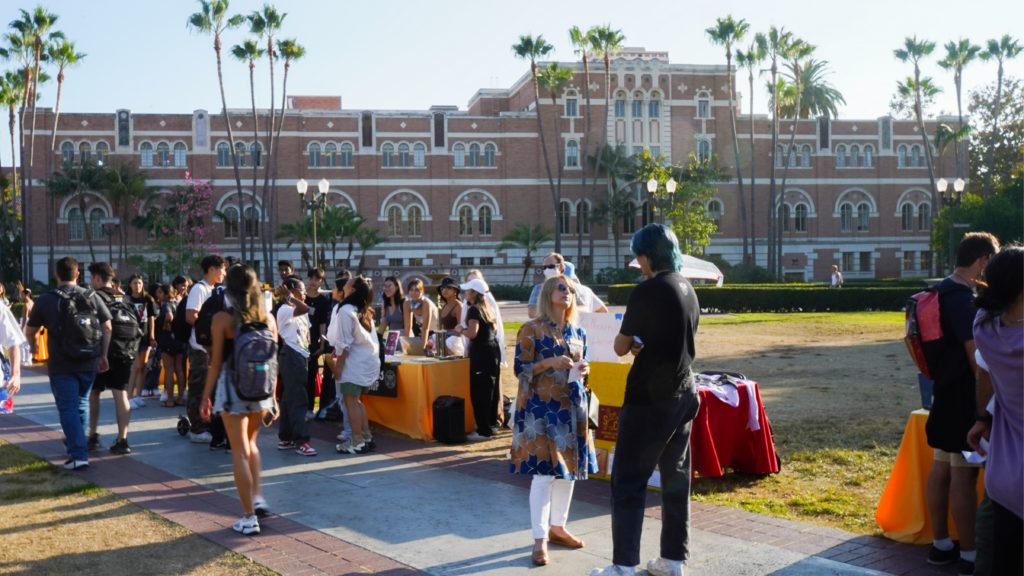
[
  {"xmin": 925, "ymin": 278, "xmax": 978, "ymax": 453},
  {"xmin": 305, "ymin": 292, "xmax": 333, "ymax": 349},
  {"xmin": 619, "ymin": 271, "xmax": 700, "ymax": 405},
  {"xmin": 466, "ymin": 305, "xmax": 500, "ymax": 363},
  {"xmin": 130, "ymin": 295, "xmax": 156, "ymax": 339},
  {"xmin": 26, "ymin": 285, "xmax": 113, "ymax": 375}
]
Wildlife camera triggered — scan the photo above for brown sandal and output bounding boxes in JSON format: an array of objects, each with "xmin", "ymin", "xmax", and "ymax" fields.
[
  {"xmin": 547, "ymin": 529, "xmax": 584, "ymax": 549},
  {"xmin": 531, "ymin": 547, "xmax": 549, "ymax": 566}
]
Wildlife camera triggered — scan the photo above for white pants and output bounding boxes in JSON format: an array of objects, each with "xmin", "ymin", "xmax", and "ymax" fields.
[{"xmin": 530, "ymin": 476, "xmax": 575, "ymax": 539}]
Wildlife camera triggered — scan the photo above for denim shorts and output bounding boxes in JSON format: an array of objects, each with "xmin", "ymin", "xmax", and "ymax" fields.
[{"xmin": 212, "ymin": 367, "xmax": 276, "ymax": 415}]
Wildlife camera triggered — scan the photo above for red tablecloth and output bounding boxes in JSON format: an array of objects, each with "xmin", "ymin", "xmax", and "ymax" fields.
[{"xmin": 690, "ymin": 381, "xmax": 779, "ymax": 477}]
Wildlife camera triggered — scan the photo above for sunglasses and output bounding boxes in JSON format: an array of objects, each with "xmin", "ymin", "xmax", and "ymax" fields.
[
  {"xmin": 543, "ymin": 264, "xmax": 559, "ymax": 270},
  {"xmin": 556, "ymin": 283, "xmax": 576, "ymax": 294}
]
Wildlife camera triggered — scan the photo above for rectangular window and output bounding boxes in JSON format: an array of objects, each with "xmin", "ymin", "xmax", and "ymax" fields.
[
  {"xmin": 841, "ymin": 252, "xmax": 855, "ymax": 272},
  {"xmin": 361, "ymin": 112, "xmax": 373, "ymax": 148},
  {"xmin": 819, "ymin": 117, "xmax": 830, "ymax": 150},
  {"xmin": 921, "ymin": 251, "xmax": 932, "ymax": 271},
  {"xmin": 459, "ymin": 257, "xmax": 474, "ymax": 266},
  {"xmin": 859, "ymin": 252, "xmax": 872, "ymax": 272},
  {"xmin": 174, "ymin": 147, "xmax": 186, "ymax": 167},
  {"xmin": 408, "ymin": 258, "xmax": 423, "ymax": 267},
  {"xmin": 650, "ymin": 146, "xmax": 661, "ymax": 159},
  {"xmin": 388, "ymin": 258, "xmax": 403, "ymax": 267},
  {"xmin": 479, "ymin": 257, "xmax": 493, "ymax": 266},
  {"xmin": 632, "ymin": 100, "xmax": 643, "ymax": 117},
  {"xmin": 903, "ymin": 251, "xmax": 914, "ymax": 271},
  {"xmin": 648, "ymin": 101, "xmax": 660, "ymax": 117},
  {"xmin": 698, "ymin": 101, "xmax": 709, "ymax": 118},
  {"xmin": 565, "ymin": 99, "xmax": 578, "ymax": 117},
  {"xmin": 141, "ymin": 148, "xmax": 153, "ymax": 167},
  {"xmin": 632, "ymin": 146, "xmax": 643, "ymax": 156},
  {"xmin": 614, "ymin": 100, "xmax": 625, "ymax": 118},
  {"xmin": 433, "ymin": 113, "xmax": 445, "ymax": 148}
]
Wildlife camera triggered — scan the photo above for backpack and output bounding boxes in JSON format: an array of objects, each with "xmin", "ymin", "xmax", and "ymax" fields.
[
  {"xmin": 96, "ymin": 289, "xmax": 143, "ymax": 362},
  {"xmin": 231, "ymin": 322, "xmax": 278, "ymax": 401},
  {"xmin": 53, "ymin": 288, "xmax": 104, "ymax": 362},
  {"xmin": 905, "ymin": 288, "xmax": 944, "ymax": 379},
  {"xmin": 193, "ymin": 286, "xmax": 226, "ymax": 349},
  {"xmin": 171, "ymin": 284, "xmax": 198, "ymax": 344}
]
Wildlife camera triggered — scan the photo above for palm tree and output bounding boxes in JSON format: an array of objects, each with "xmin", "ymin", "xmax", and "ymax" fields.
[
  {"xmin": 763, "ymin": 26, "xmax": 793, "ymax": 277},
  {"xmin": 777, "ymin": 40, "xmax": 815, "ymax": 276},
  {"xmin": 588, "ymin": 25, "xmax": 625, "ymax": 268},
  {"xmin": 187, "ymin": 0, "xmax": 247, "ymax": 261},
  {"xmin": 45, "ymin": 39, "xmax": 86, "ymax": 273},
  {"xmin": 0, "ymin": 73, "xmax": 22, "ymax": 237},
  {"xmin": 104, "ymin": 161, "xmax": 155, "ymax": 272},
  {"xmin": 736, "ymin": 36, "xmax": 766, "ymax": 267},
  {"xmin": 512, "ymin": 35, "xmax": 559, "ymax": 252},
  {"xmin": 271, "ymin": 37, "xmax": 305, "ymax": 270},
  {"xmin": 587, "ymin": 144, "xmax": 640, "ymax": 265},
  {"xmin": 706, "ymin": 16, "xmax": 750, "ymax": 265},
  {"xmin": 44, "ymin": 159, "xmax": 106, "ymax": 263},
  {"xmin": 539, "ymin": 62, "xmax": 575, "ymax": 250},
  {"xmin": 938, "ymin": 39, "xmax": 981, "ymax": 178},
  {"xmin": 354, "ymin": 227, "xmax": 383, "ymax": 275},
  {"xmin": 569, "ymin": 26, "xmax": 593, "ymax": 272},
  {"xmin": 495, "ymin": 223, "xmax": 553, "ymax": 286},
  {"xmin": 231, "ymin": 39, "xmax": 264, "ymax": 265},
  {"xmin": 2, "ymin": 31, "xmax": 32, "ymax": 212},
  {"xmin": 320, "ymin": 205, "xmax": 364, "ymax": 267},
  {"xmin": 592, "ymin": 189, "xmax": 638, "ymax": 269},
  {"xmin": 894, "ymin": 36, "xmax": 940, "ymax": 274},
  {"xmin": 275, "ymin": 216, "xmax": 313, "ymax": 268},
  {"xmin": 773, "ymin": 59, "xmax": 846, "ymax": 119},
  {"xmin": 979, "ymin": 35, "xmax": 1022, "ymax": 197}
]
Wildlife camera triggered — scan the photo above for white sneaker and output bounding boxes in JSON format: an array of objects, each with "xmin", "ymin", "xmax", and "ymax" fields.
[
  {"xmin": 136, "ymin": 397, "xmax": 147, "ymax": 408},
  {"xmin": 232, "ymin": 514, "xmax": 260, "ymax": 535},
  {"xmin": 305, "ymin": 410, "xmax": 315, "ymax": 422},
  {"xmin": 252, "ymin": 495, "xmax": 270, "ymax": 518},
  {"xmin": 647, "ymin": 557, "xmax": 684, "ymax": 576},
  {"xmin": 160, "ymin": 391, "xmax": 168, "ymax": 402},
  {"xmin": 466, "ymin": 432, "xmax": 486, "ymax": 442},
  {"xmin": 336, "ymin": 432, "xmax": 351, "ymax": 442},
  {"xmin": 590, "ymin": 566, "xmax": 635, "ymax": 576},
  {"xmin": 61, "ymin": 459, "xmax": 89, "ymax": 470},
  {"xmin": 189, "ymin": 432, "xmax": 213, "ymax": 443}
]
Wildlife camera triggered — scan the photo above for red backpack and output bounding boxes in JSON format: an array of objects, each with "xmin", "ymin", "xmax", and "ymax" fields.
[{"xmin": 904, "ymin": 289, "xmax": 943, "ymax": 379}]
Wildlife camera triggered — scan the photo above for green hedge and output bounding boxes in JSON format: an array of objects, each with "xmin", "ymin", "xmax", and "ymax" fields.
[
  {"xmin": 490, "ymin": 284, "xmax": 534, "ymax": 302},
  {"xmin": 608, "ymin": 284, "xmax": 920, "ymax": 312}
]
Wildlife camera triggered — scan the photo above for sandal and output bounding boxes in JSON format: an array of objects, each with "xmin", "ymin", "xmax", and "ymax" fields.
[
  {"xmin": 548, "ymin": 529, "xmax": 584, "ymax": 549},
  {"xmin": 531, "ymin": 547, "xmax": 549, "ymax": 566},
  {"xmin": 162, "ymin": 400, "xmax": 175, "ymax": 407}
]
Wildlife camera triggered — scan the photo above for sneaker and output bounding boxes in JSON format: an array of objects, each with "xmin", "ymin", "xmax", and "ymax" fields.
[
  {"xmin": 316, "ymin": 408, "xmax": 327, "ymax": 420},
  {"xmin": 364, "ymin": 438, "xmax": 376, "ymax": 452},
  {"xmin": 133, "ymin": 397, "xmax": 146, "ymax": 408},
  {"xmin": 590, "ymin": 566, "xmax": 635, "ymax": 576},
  {"xmin": 109, "ymin": 439, "xmax": 131, "ymax": 456},
  {"xmin": 336, "ymin": 432, "xmax": 351, "ymax": 442},
  {"xmin": 928, "ymin": 542, "xmax": 961, "ymax": 565},
  {"xmin": 277, "ymin": 440, "xmax": 295, "ymax": 450},
  {"xmin": 232, "ymin": 515, "xmax": 260, "ymax": 535},
  {"xmin": 466, "ymin": 432, "xmax": 486, "ymax": 442},
  {"xmin": 160, "ymin": 391, "xmax": 168, "ymax": 402},
  {"xmin": 957, "ymin": 558, "xmax": 975, "ymax": 576},
  {"xmin": 305, "ymin": 410, "xmax": 315, "ymax": 422},
  {"xmin": 252, "ymin": 495, "xmax": 270, "ymax": 518},
  {"xmin": 335, "ymin": 439, "xmax": 368, "ymax": 454},
  {"xmin": 647, "ymin": 557, "xmax": 684, "ymax": 576},
  {"xmin": 87, "ymin": 433, "xmax": 101, "ymax": 452},
  {"xmin": 210, "ymin": 438, "xmax": 229, "ymax": 451},
  {"xmin": 189, "ymin": 431, "xmax": 213, "ymax": 444},
  {"xmin": 295, "ymin": 442, "xmax": 317, "ymax": 456},
  {"xmin": 61, "ymin": 459, "xmax": 89, "ymax": 470}
]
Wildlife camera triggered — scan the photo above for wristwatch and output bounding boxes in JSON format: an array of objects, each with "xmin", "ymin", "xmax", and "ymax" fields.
[{"xmin": 976, "ymin": 412, "xmax": 993, "ymax": 424}]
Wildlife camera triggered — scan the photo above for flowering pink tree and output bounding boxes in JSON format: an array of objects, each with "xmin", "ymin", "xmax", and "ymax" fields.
[{"xmin": 131, "ymin": 173, "xmax": 221, "ymax": 277}]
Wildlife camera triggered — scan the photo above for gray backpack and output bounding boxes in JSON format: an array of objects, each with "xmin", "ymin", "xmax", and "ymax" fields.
[{"xmin": 230, "ymin": 322, "xmax": 278, "ymax": 401}]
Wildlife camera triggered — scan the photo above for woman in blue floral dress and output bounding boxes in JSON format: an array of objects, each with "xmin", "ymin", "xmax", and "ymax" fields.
[{"xmin": 511, "ymin": 275, "xmax": 598, "ymax": 566}]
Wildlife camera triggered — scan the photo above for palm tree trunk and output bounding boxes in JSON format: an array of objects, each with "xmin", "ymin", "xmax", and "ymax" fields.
[
  {"xmin": 913, "ymin": 62, "xmax": 939, "ymax": 275},
  {"xmin": 270, "ymin": 60, "xmax": 291, "ymax": 284},
  {"xmin": 954, "ymin": 70, "xmax": 962, "ymax": 178},
  {"xmin": 590, "ymin": 56, "xmax": 611, "ymax": 270},
  {"xmin": 779, "ymin": 63, "xmax": 802, "ymax": 279},
  {"xmin": 26, "ymin": 43, "xmax": 45, "ymax": 284},
  {"xmin": 214, "ymin": 35, "xmax": 247, "ymax": 264},
  {"xmin": 982, "ymin": 62, "xmax": 1003, "ymax": 198},
  {"xmin": 725, "ymin": 49, "xmax": 749, "ymax": 265},
  {"xmin": 748, "ymin": 69, "xmax": 757, "ymax": 267},
  {"xmin": 78, "ymin": 195, "xmax": 97, "ymax": 264},
  {"xmin": 48, "ymin": 70, "xmax": 66, "ymax": 276},
  {"xmin": 260, "ymin": 33, "xmax": 277, "ymax": 282},
  {"xmin": 18, "ymin": 68, "xmax": 30, "ymax": 283},
  {"xmin": 768, "ymin": 63, "xmax": 778, "ymax": 277},
  {"xmin": 8, "ymin": 108, "xmax": 18, "ymax": 211},
  {"xmin": 247, "ymin": 62, "xmax": 260, "ymax": 269},
  {"xmin": 551, "ymin": 90, "xmax": 566, "ymax": 253},
  {"xmin": 531, "ymin": 65, "xmax": 559, "ymax": 254},
  {"xmin": 578, "ymin": 56, "xmax": 590, "ymax": 274}
]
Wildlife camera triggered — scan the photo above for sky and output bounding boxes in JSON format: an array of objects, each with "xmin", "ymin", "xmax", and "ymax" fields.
[{"xmin": 2, "ymin": 0, "xmax": 1023, "ymax": 165}]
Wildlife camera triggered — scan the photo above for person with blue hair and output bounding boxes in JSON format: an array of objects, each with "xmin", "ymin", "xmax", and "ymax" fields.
[
  {"xmin": 592, "ymin": 224, "xmax": 700, "ymax": 576},
  {"xmin": 526, "ymin": 252, "xmax": 607, "ymax": 319}
]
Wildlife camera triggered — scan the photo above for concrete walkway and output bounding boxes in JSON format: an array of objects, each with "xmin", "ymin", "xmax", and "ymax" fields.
[{"xmin": 3, "ymin": 367, "xmax": 948, "ymax": 576}]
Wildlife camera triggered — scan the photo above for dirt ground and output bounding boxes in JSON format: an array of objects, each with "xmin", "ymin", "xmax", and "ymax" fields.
[{"xmin": 0, "ymin": 440, "xmax": 276, "ymax": 576}]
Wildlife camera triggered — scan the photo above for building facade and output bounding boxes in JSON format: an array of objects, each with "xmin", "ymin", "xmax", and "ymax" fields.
[{"xmin": 22, "ymin": 48, "xmax": 957, "ymax": 284}]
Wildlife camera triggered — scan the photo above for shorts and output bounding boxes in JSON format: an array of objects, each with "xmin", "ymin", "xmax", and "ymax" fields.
[
  {"xmin": 138, "ymin": 340, "xmax": 150, "ymax": 353},
  {"xmin": 93, "ymin": 359, "xmax": 134, "ymax": 392},
  {"xmin": 338, "ymin": 382, "xmax": 366, "ymax": 397},
  {"xmin": 212, "ymin": 367, "xmax": 276, "ymax": 415},
  {"xmin": 934, "ymin": 448, "xmax": 983, "ymax": 468}
]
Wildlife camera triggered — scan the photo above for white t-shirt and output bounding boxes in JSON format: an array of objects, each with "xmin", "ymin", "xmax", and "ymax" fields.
[
  {"xmin": 0, "ymin": 304, "xmax": 27, "ymax": 351},
  {"xmin": 276, "ymin": 304, "xmax": 310, "ymax": 359},
  {"xmin": 329, "ymin": 303, "xmax": 380, "ymax": 387},
  {"xmin": 186, "ymin": 280, "xmax": 213, "ymax": 351}
]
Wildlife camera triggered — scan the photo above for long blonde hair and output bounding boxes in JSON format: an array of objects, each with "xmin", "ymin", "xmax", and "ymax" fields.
[
  {"xmin": 225, "ymin": 264, "xmax": 268, "ymax": 325},
  {"xmin": 535, "ymin": 275, "xmax": 578, "ymax": 326}
]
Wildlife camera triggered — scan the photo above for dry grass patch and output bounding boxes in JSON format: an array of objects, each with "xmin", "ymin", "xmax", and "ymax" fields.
[{"xmin": 0, "ymin": 440, "xmax": 276, "ymax": 576}]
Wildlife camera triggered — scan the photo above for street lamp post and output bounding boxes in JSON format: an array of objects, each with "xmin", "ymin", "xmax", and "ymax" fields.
[
  {"xmin": 102, "ymin": 217, "xmax": 120, "ymax": 271},
  {"xmin": 937, "ymin": 177, "xmax": 967, "ymax": 273},
  {"xmin": 647, "ymin": 177, "xmax": 677, "ymax": 225},
  {"xmin": 297, "ymin": 178, "xmax": 330, "ymax": 269}
]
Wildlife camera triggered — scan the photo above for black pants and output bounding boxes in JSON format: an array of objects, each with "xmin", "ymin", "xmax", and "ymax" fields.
[
  {"xmin": 278, "ymin": 345, "xmax": 311, "ymax": 444},
  {"xmin": 469, "ymin": 355, "xmax": 499, "ymax": 437},
  {"xmin": 186, "ymin": 348, "xmax": 209, "ymax": 435},
  {"xmin": 611, "ymin": 386, "xmax": 700, "ymax": 567},
  {"xmin": 306, "ymin": 353, "xmax": 336, "ymax": 413},
  {"xmin": 991, "ymin": 498, "xmax": 1023, "ymax": 576}
]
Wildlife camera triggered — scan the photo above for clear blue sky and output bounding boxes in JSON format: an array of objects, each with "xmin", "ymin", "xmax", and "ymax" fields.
[{"xmin": 2, "ymin": 0, "xmax": 1022, "ymax": 165}]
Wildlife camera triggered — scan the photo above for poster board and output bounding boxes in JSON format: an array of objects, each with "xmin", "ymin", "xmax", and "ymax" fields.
[
  {"xmin": 588, "ymin": 361, "xmax": 661, "ymax": 491},
  {"xmin": 579, "ymin": 313, "xmax": 623, "ymax": 363}
]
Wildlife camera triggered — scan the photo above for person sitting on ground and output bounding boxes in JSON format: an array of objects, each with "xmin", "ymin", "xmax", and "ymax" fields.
[
  {"xmin": 403, "ymin": 278, "xmax": 437, "ymax": 339},
  {"xmin": 512, "ymin": 274, "xmax": 596, "ymax": 567},
  {"xmin": 527, "ymin": 252, "xmax": 607, "ymax": 318},
  {"xmin": 199, "ymin": 264, "xmax": 278, "ymax": 535},
  {"xmin": 126, "ymin": 274, "xmax": 157, "ymax": 409},
  {"xmin": 330, "ymin": 276, "xmax": 380, "ymax": 455},
  {"xmin": 274, "ymin": 278, "xmax": 316, "ymax": 457},
  {"xmin": 966, "ymin": 244, "xmax": 1023, "ymax": 575},
  {"xmin": 456, "ymin": 278, "xmax": 501, "ymax": 441},
  {"xmin": 156, "ymin": 283, "xmax": 187, "ymax": 407}
]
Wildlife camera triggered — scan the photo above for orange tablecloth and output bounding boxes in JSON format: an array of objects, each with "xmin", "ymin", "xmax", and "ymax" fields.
[
  {"xmin": 875, "ymin": 409, "xmax": 985, "ymax": 544},
  {"xmin": 362, "ymin": 357, "xmax": 475, "ymax": 442}
]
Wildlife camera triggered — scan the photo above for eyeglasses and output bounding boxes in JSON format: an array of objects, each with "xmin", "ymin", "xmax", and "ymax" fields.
[
  {"xmin": 556, "ymin": 284, "xmax": 576, "ymax": 294},
  {"xmin": 543, "ymin": 264, "xmax": 559, "ymax": 270}
]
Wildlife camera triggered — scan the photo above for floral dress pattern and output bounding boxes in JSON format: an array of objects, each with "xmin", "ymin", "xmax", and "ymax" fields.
[{"xmin": 510, "ymin": 319, "xmax": 598, "ymax": 480}]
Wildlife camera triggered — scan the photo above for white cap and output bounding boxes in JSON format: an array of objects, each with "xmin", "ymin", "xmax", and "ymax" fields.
[{"xmin": 460, "ymin": 278, "xmax": 490, "ymax": 294}]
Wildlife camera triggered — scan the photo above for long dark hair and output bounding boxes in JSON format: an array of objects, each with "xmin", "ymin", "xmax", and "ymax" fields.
[
  {"xmin": 975, "ymin": 244, "xmax": 1023, "ymax": 324},
  {"xmin": 466, "ymin": 289, "xmax": 495, "ymax": 326},
  {"xmin": 225, "ymin": 265, "xmax": 268, "ymax": 325},
  {"xmin": 340, "ymin": 276, "xmax": 374, "ymax": 332},
  {"xmin": 127, "ymin": 274, "xmax": 153, "ymax": 305},
  {"xmin": 382, "ymin": 276, "xmax": 405, "ymax": 310}
]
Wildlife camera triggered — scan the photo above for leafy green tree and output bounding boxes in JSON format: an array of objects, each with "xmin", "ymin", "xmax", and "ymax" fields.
[
  {"xmin": 771, "ymin": 59, "xmax": 846, "ymax": 119},
  {"xmin": 104, "ymin": 161, "xmax": 155, "ymax": 273},
  {"xmin": 979, "ymin": 35, "xmax": 1022, "ymax": 197},
  {"xmin": 130, "ymin": 176, "xmax": 218, "ymax": 277},
  {"xmin": 967, "ymin": 76, "xmax": 1022, "ymax": 194},
  {"xmin": 495, "ymin": 223, "xmax": 553, "ymax": 286},
  {"xmin": 275, "ymin": 216, "xmax": 313, "ymax": 269},
  {"xmin": 664, "ymin": 153, "xmax": 730, "ymax": 255},
  {"xmin": 938, "ymin": 38, "xmax": 981, "ymax": 177},
  {"xmin": 931, "ymin": 168, "xmax": 1023, "ymax": 264}
]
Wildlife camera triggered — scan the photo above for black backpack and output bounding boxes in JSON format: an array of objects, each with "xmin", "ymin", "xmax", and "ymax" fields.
[
  {"xmin": 53, "ymin": 288, "xmax": 104, "ymax": 362},
  {"xmin": 96, "ymin": 289, "xmax": 143, "ymax": 362},
  {"xmin": 171, "ymin": 293, "xmax": 193, "ymax": 344},
  {"xmin": 193, "ymin": 286, "xmax": 226, "ymax": 349}
]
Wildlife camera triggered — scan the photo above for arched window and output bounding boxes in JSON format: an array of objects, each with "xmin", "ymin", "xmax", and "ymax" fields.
[
  {"xmin": 901, "ymin": 204, "xmax": 914, "ymax": 231},
  {"xmin": 250, "ymin": 142, "xmax": 262, "ymax": 167},
  {"xmin": 836, "ymin": 145, "xmax": 847, "ymax": 168},
  {"xmin": 407, "ymin": 205, "xmax": 422, "ymax": 236},
  {"xmin": 918, "ymin": 204, "xmax": 931, "ymax": 231},
  {"xmin": 631, "ymin": 93, "xmax": 643, "ymax": 117},
  {"xmin": 174, "ymin": 143, "xmax": 187, "ymax": 167},
  {"xmin": 707, "ymin": 200, "xmax": 723, "ymax": 229},
  {"xmin": 398, "ymin": 143, "xmax": 411, "ymax": 167},
  {"xmin": 79, "ymin": 142, "xmax": 91, "ymax": 164},
  {"xmin": 217, "ymin": 143, "xmax": 230, "ymax": 166},
  {"xmin": 777, "ymin": 204, "xmax": 790, "ymax": 232},
  {"xmin": 387, "ymin": 206, "xmax": 402, "ymax": 236},
  {"xmin": 558, "ymin": 201, "xmax": 571, "ymax": 234},
  {"xmin": 795, "ymin": 203, "xmax": 808, "ymax": 232},
  {"xmin": 381, "ymin": 143, "xmax": 394, "ymax": 167},
  {"xmin": 698, "ymin": 140, "xmax": 710, "ymax": 162},
  {"xmin": 68, "ymin": 208, "xmax": 84, "ymax": 240},
  {"xmin": 453, "ymin": 144, "xmax": 465, "ymax": 168},
  {"xmin": 898, "ymin": 145, "xmax": 907, "ymax": 167},
  {"xmin": 484, "ymin": 143, "xmax": 496, "ymax": 167},
  {"xmin": 565, "ymin": 97, "xmax": 578, "ymax": 117},
  {"xmin": 857, "ymin": 203, "xmax": 870, "ymax": 231},
  {"xmin": 623, "ymin": 204, "xmax": 637, "ymax": 234},
  {"xmin": 340, "ymin": 142, "xmax": 353, "ymax": 167},
  {"xmin": 243, "ymin": 206, "xmax": 260, "ymax": 237},
  {"xmin": 468, "ymin": 143, "xmax": 480, "ymax": 167},
  {"xmin": 414, "ymin": 143, "xmax": 426, "ymax": 167},
  {"xmin": 479, "ymin": 205, "xmax": 493, "ymax": 236},
  {"xmin": 324, "ymin": 143, "xmax": 337, "ymax": 167},
  {"xmin": 89, "ymin": 208, "xmax": 104, "ymax": 240},
  {"xmin": 459, "ymin": 205, "xmax": 473, "ymax": 236},
  {"xmin": 801, "ymin": 145, "xmax": 811, "ymax": 167},
  {"xmin": 308, "ymin": 143, "xmax": 321, "ymax": 167},
  {"xmin": 577, "ymin": 202, "xmax": 590, "ymax": 235},
  {"xmin": 850, "ymin": 145, "xmax": 860, "ymax": 168},
  {"xmin": 863, "ymin": 145, "xmax": 874, "ymax": 168},
  {"xmin": 911, "ymin": 145, "xmax": 921, "ymax": 167},
  {"xmin": 235, "ymin": 142, "xmax": 247, "ymax": 167},
  {"xmin": 156, "ymin": 143, "xmax": 170, "ymax": 166},
  {"xmin": 140, "ymin": 142, "xmax": 153, "ymax": 167},
  {"xmin": 840, "ymin": 203, "xmax": 853, "ymax": 232},
  {"xmin": 96, "ymin": 142, "xmax": 109, "ymax": 165},
  {"xmin": 697, "ymin": 99, "xmax": 710, "ymax": 118},
  {"xmin": 566, "ymin": 141, "xmax": 579, "ymax": 167},
  {"xmin": 222, "ymin": 206, "xmax": 239, "ymax": 239},
  {"xmin": 614, "ymin": 94, "xmax": 626, "ymax": 118},
  {"xmin": 641, "ymin": 200, "xmax": 654, "ymax": 227},
  {"xmin": 61, "ymin": 141, "xmax": 74, "ymax": 163}
]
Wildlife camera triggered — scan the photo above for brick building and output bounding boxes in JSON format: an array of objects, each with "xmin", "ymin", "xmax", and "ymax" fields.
[{"xmin": 22, "ymin": 48, "xmax": 957, "ymax": 284}]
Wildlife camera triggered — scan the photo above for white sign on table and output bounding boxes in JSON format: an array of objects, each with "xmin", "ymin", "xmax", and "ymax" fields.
[{"xmin": 579, "ymin": 312, "xmax": 623, "ymax": 363}]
